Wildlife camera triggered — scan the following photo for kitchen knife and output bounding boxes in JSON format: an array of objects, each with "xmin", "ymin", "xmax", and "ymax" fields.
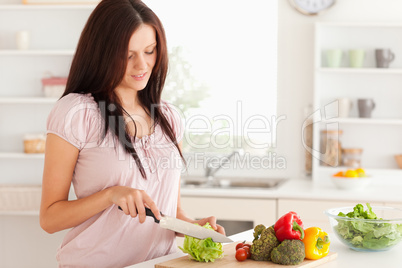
[{"xmin": 118, "ymin": 206, "xmax": 233, "ymax": 243}]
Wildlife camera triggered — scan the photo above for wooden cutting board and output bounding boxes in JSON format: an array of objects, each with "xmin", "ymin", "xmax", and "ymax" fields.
[{"xmin": 155, "ymin": 242, "xmax": 337, "ymax": 268}]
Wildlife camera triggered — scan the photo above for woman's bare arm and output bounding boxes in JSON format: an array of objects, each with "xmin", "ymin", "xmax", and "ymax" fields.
[{"xmin": 40, "ymin": 133, "xmax": 160, "ymax": 234}]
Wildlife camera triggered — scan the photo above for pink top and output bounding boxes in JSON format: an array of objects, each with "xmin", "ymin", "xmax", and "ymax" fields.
[{"xmin": 47, "ymin": 93, "xmax": 184, "ymax": 268}]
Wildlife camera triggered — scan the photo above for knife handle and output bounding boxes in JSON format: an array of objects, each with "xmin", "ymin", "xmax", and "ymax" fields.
[{"xmin": 117, "ymin": 206, "xmax": 160, "ymax": 223}]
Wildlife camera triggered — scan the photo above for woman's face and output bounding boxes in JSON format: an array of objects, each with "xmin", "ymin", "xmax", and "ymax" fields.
[{"xmin": 119, "ymin": 24, "xmax": 157, "ymax": 93}]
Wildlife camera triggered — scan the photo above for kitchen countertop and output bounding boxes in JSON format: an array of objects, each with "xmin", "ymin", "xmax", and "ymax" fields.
[
  {"xmin": 180, "ymin": 176, "xmax": 402, "ymax": 203},
  {"xmin": 125, "ymin": 176, "xmax": 402, "ymax": 267},
  {"xmin": 116, "ymin": 175, "xmax": 402, "ymax": 267},
  {"xmin": 129, "ymin": 229, "xmax": 402, "ymax": 268}
]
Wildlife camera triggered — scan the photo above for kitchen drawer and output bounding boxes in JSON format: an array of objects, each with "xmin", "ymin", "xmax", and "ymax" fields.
[
  {"xmin": 0, "ymin": 185, "xmax": 41, "ymax": 211},
  {"xmin": 278, "ymin": 199, "xmax": 383, "ymax": 231},
  {"xmin": 0, "ymin": 214, "xmax": 68, "ymax": 267},
  {"xmin": 181, "ymin": 197, "xmax": 276, "ymax": 227}
]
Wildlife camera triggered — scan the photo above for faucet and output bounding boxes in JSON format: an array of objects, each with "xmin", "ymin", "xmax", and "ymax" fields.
[{"xmin": 205, "ymin": 149, "xmax": 245, "ymax": 184}]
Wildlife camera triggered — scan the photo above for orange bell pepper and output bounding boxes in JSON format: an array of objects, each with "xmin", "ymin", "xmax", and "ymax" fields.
[{"xmin": 302, "ymin": 227, "xmax": 330, "ymax": 260}]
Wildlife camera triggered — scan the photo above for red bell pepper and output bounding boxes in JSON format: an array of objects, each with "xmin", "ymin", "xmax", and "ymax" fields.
[{"xmin": 274, "ymin": 211, "xmax": 305, "ymax": 242}]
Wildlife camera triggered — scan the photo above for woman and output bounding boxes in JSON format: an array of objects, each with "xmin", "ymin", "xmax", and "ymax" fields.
[{"xmin": 39, "ymin": 0, "xmax": 225, "ymax": 267}]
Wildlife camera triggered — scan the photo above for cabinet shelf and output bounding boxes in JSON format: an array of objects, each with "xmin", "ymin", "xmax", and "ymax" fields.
[
  {"xmin": 0, "ymin": 4, "xmax": 96, "ymax": 10},
  {"xmin": 0, "ymin": 153, "xmax": 44, "ymax": 159},
  {"xmin": 322, "ymin": 117, "xmax": 402, "ymax": 125},
  {"xmin": 317, "ymin": 67, "xmax": 402, "ymax": 74},
  {"xmin": 0, "ymin": 49, "xmax": 74, "ymax": 56},
  {"xmin": 317, "ymin": 22, "xmax": 402, "ymax": 28},
  {"xmin": 0, "ymin": 97, "xmax": 58, "ymax": 104},
  {"xmin": 0, "ymin": 211, "xmax": 39, "ymax": 216},
  {"xmin": 0, "ymin": 0, "xmax": 91, "ymax": 189},
  {"xmin": 317, "ymin": 166, "xmax": 402, "ymax": 177},
  {"xmin": 312, "ymin": 22, "xmax": 402, "ymax": 181}
]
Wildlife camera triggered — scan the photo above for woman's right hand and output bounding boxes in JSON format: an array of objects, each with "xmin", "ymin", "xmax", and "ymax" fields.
[{"xmin": 109, "ymin": 186, "xmax": 160, "ymax": 223}]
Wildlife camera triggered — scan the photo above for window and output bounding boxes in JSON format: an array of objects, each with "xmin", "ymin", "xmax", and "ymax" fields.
[{"xmin": 147, "ymin": 0, "xmax": 278, "ymax": 156}]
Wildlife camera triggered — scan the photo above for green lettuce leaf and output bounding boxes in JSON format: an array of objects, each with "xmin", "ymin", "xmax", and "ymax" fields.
[
  {"xmin": 178, "ymin": 222, "xmax": 224, "ymax": 262},
  {"xmin": 335, "ymin": 203, "xmax": 402, "ymax": 250}
]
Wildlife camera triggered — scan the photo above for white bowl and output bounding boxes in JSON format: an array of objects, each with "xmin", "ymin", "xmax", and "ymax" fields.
[{"xmin": 331, "ymin": 176, "xmax": 372, "ymax": 191}]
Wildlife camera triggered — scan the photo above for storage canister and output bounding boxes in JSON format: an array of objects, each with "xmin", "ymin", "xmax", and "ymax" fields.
[
  {"xmin": 342, "ymin": 148, "xmax": 363, "ymax": 168},
  {"xmin": 41, "ymin": 77, "xmax": 67, "ymax": 98},
  {"xmin": 23, "ymin": 134, "xmax": 46, "ymax": 154},
  {"xmin": 320, "ymin": 130, "xmax": 342, "ymax": 167}
]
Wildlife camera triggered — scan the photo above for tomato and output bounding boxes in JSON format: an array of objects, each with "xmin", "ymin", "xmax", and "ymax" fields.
[
  {"xmin": 235, "ymin": 242, "xmax": 245, "ymax": 251},
  {"xmin": 242, "ymin": 245, "xmax": 251, "ymax": 259},
  {"xmin": 235, "ymin": 248, "xmax": 247, "ymax": 262}
]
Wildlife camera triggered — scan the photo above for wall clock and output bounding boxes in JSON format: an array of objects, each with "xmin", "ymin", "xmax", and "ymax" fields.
[{"xmin": 289, "ymin": 0, "xmax": 336, "ymax": 16}]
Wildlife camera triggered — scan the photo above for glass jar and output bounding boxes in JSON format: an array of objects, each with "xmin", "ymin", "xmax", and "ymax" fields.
[
  {"xmin": 320, "ymin": 130, "xmax": 342, "ymax": 167},
  {"xmin": 23, "ymin": 133, "xmax": 46, "ymax": 154},
  {"xmin": 342, "ymin": 148, "xmax": 363, "ymax": 168}
]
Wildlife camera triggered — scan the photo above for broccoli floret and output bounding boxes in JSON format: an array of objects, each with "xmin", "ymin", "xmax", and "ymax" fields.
[
  {"xmin": 250, "ymin": 224, "xmax": 280, "ymax": 261},
  {"xmin": 271, "ymin": 239, "xmax": 305, "ymax": 265},
  {"xmin": 252, "ymin": 224, "xmax": 267, "ymax": 242}
]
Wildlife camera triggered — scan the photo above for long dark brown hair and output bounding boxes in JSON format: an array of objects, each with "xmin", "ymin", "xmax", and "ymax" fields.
[{"xmin": 63, "ymin": 0, "xmax": 184, "ymax": 178}]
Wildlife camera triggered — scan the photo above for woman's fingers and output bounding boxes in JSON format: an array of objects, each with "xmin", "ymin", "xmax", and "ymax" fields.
[
  {"xmin": 142, "ymin": 195, "xmax": 161, "ymax": 221},
  {"xmin": 112, "ymin": 186, "xmax": 159, "ymax": 223},
  {"xmin": 119, "ymin": 202, "xmax": 130, "ymax": 216},
  {"xmin": 215, "ymin": 224, "xmax": 226, "ymax": 235},
  {"xmin": 127, "ymin": 196, "xmax": 137, "ymax": 218},
  {"xmin": 135, "ymin": 194, "xmax": 147, "ymax": 223},
  {"xmin": 134, "ymin": 190, "xmax": 161, "ymax": 223},
  {"xmin": 193, "ymin": 216, "xmax": 227, "ymax": 235},
  {"xmin": 203, "ymin": 216, "xmax": 218, "ymax": 230}
]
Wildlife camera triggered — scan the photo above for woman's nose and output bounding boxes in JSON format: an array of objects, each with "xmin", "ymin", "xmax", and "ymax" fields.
[{"xmin": 134, "ymin": 55, "xmax": 147, "ymax": 70}]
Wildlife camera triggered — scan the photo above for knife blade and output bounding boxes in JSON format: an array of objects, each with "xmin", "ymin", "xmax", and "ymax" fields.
[{"xmin": 118, "ymin": 206, "xmax": 233, "ymax": 243}]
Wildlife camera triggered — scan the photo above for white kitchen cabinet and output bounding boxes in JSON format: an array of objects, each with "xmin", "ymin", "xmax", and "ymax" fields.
[
  {"xmin": 277, "ymin": 198, "xmax": 383, "ymax": 232},
  {"xmin": 0, "ymin": 2, "xmax": 93, "ymax": 267},
  {"xmin": 0, "ymin": 214, "xmax": 70, "ymax": 268},
  {"xmin": 312, "ymin": 22, "xmax": 402, "ymax": 181},
  {"xmin": 180, "ymin": 196, "xmax": 276, "ymax": 235},
  {"xmin": 0, "ymin": 1, "xmax": 93, "ymax": 183}
]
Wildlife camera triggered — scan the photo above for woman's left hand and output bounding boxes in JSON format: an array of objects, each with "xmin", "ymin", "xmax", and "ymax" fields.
[{"xmin": 192, "ymin": 216, "xmax": 226, "ymax": 236}]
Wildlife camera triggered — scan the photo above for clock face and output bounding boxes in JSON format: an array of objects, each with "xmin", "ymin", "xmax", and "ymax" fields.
[{"xmin": 290, "ymin": 0, "xmax": 336, "ymax": 15}]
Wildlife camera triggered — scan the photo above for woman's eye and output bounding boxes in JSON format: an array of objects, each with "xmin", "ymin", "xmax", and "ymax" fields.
[
  {"xmin": 128, "ymin": 55, "xmax": 133, "ymax": 60},
  {"xmin": 145, "ymin": 49, "xmax": 155, "ymax": 55}
]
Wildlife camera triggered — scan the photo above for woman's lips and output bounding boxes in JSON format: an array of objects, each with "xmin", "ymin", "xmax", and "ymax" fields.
[{"xmin": 132, "ymin": 72, "xmax": 147, "ymax": 81}]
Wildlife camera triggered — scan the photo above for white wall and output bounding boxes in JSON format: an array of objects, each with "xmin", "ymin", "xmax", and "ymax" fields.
[{"xmin": 276, "ymin": 0, "xmax": 402, "ymax": 180}]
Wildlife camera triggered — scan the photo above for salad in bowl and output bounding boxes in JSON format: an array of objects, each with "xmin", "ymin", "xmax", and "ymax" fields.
[{"xmin": 325, "ymin": 203, "xmax": 402, "ymax": 251}]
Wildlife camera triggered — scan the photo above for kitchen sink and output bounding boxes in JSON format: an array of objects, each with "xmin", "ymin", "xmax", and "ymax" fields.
[{"xmin": 181, "ymin": 176, "xmax": 287, "ymax": 190}]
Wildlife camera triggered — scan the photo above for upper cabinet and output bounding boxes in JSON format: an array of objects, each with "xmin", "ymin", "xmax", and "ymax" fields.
[
  {"xmin": 0, "ymin": 0, "xmax": 94, "ymax": 184},
  {"xmin": 311, "ymin": 22, "xmax": 402, "ymax": 181}
]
